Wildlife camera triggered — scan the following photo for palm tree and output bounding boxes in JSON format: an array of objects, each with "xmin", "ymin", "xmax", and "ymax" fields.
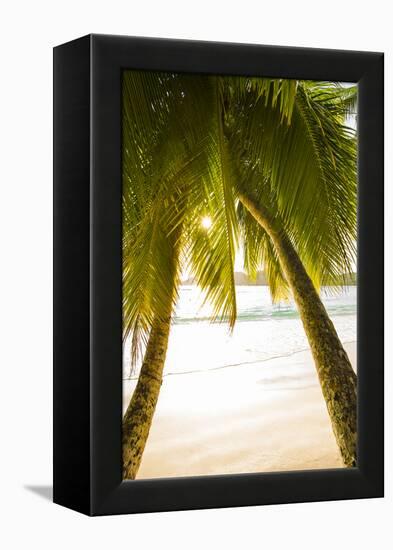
[
  {"xmin": 122, "ymin": 73, "xmax": 358, "ymax": 478},
  {"xmin": 122, "ymin": 220, "xmax": 183, "ymax": 479},
  {"xmin": 122, "ymin": 73, "xmax": 238, "ymax": 479},
  {"xmin": 226, "ymin": 80, "xmax": 358, "ymax": 466}
]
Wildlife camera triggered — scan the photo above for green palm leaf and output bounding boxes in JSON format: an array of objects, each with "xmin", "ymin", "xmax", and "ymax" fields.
[
  {"xmin": 228, "ymin": 79, "xmax": 357, "ymax": 295},
  {"xmin": 122, "ymin": 72, "xmax": 240, "ymax": 367}
]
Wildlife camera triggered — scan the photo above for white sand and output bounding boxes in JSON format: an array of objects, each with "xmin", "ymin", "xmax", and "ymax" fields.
[{"xmin": 123, "ymin": 342, "xmax": 356, "ymax": 479}]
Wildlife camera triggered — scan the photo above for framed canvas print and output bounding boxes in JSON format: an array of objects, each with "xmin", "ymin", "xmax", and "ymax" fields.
[{"xmin": 53, "ymin": 34, "xmax": 384, "ymax": 516}]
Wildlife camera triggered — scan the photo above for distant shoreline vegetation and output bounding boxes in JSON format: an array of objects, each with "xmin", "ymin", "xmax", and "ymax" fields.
[{"xmin": 181, "ymin": 272, "xmax": 357, "ymax": 286}]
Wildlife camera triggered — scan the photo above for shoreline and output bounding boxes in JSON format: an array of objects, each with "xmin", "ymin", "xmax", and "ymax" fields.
[
  {"xmin": 123, "ymin": 339, "xmax": 356, "ymax": 381},
  {"xmin": 123, "ymin": 342, "xmax": 356, "ymax": 479}
]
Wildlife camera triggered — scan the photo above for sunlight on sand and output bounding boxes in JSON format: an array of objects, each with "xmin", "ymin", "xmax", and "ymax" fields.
[{"xmin": 123, "ymin": 342, "xmax": 356, "ymax": 479}]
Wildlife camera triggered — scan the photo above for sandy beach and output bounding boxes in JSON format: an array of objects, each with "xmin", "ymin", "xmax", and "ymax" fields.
[{"xmin": 123, "ymin": 341, "xmax": 356, "ymax": 479}]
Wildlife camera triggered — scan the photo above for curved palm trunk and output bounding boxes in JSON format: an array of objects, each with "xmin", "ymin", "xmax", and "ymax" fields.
[
  {"xmin": 122, "ymin": 224, "xmax": 182, "ymax": 480},
  {"xmin": 239, "ymin": 191, "xmax": 357, "ymax": 467},
  {"xmin": 122, "ymin": 314, "xmax": 172, "ymax": 479}
]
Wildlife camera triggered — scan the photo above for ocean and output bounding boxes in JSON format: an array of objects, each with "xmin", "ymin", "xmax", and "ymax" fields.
[{"xmin": 123, "ymin": 285, "xmax": 357, "ymax": 379}]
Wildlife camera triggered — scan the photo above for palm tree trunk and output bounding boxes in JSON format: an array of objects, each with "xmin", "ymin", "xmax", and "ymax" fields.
[
  {"xmin": 122, "ymin": 221, "xmax": 182, "ymax": 480},
  {"xmin": 239, "ymin": 191, "xmax": 357, "ymax": 467},
  {"xmin": 122, "ymin": 313, "xmax": 172, "ymax": 479}
]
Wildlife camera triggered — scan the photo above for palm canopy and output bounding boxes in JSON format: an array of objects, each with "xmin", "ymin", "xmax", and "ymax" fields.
[
  {"xmin": 122, "ymin": 72, "xmax": 241, "ymax": 367},
  {"xmin": 122, "ymin": 71, "xmax": 357, "ymax": 364},
  {"xmin": 228, "ymin": 79, "xmax": 357, "ymax": 299}
]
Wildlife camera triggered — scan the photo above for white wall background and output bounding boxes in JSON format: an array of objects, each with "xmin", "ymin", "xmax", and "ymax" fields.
[{"xmin": 0, "ymin": 1, "xmax": 390, "ymax": 548}]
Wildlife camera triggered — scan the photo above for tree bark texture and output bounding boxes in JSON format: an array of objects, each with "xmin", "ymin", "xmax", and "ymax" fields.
[
  {"xmin": 122, "ymin": 314, "xmax": 172, "ymax": 479},
  {"xmin": 122, "ymin": 222, "xmax": 182, "ymax": 480},
  {"xmin": 239, "ymin": 191, "xmax": 357, "ymax": 467}
]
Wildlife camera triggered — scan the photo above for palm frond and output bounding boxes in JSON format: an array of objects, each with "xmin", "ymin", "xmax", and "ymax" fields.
[
  {"xmin": 123, "ymin": 72, "xmax": 357, "ymax": 364},
  {"xmin": 228, "ymin": 80, "xmax": 357, "ymax": 291},
  {"xmin": 122, "ymin": 72, "xmax": 240, "ymax": 365},
  {"xmin": 237, "ymin": 201, "xmax": 290, "ymax": 302}
]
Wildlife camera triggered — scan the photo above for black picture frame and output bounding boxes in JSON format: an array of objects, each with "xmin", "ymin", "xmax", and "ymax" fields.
[{"xmin": 53, "ymin": 34, "xmax": 384, "ymax": 516}]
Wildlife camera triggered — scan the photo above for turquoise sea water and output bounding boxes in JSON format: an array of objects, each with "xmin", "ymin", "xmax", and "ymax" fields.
[
  {"xmin": 123, "ymin": 285, "xmax": 356, "ymax": 378},
  {"xmin": 174, "ymin": 285, "xmax": 356, "ymax": 324}
]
